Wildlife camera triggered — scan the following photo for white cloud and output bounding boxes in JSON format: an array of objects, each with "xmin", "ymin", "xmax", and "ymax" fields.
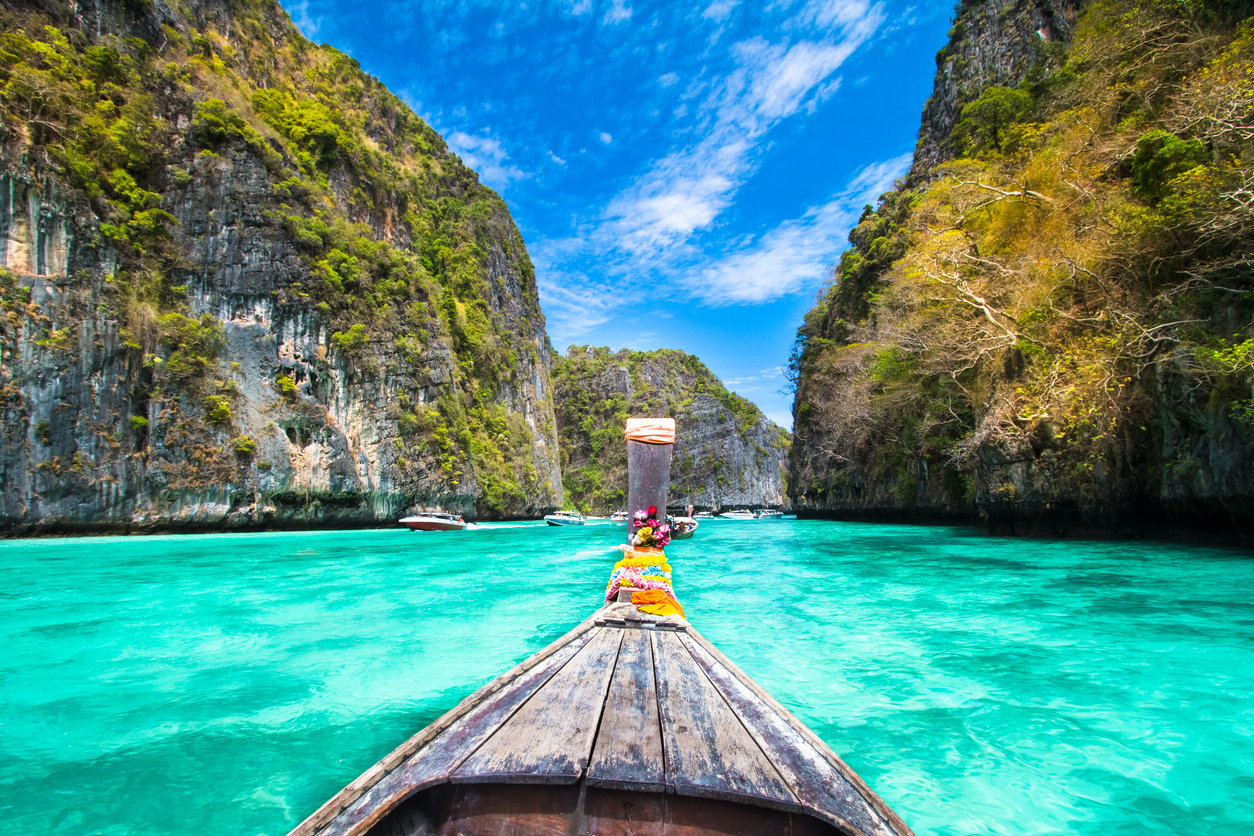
[
  {"xmin": 548, "ymin": 150, "xmax": 567, "ymax": 165},
  {"xmin": 702, "ymin": 0, "xmax": 740, "ymax": 21},
  {"xmin": 597, "ymin": 17, "xmax": 878, "ymax": 261},
  {"xmin": 569, "ymin": 0, "xmax": 592, "ymax": 15},
  {"xmin": 289, "ymin": 0, "xmax": 320, "ymax": 37},
  {"xmin": 690, "ymin": 153, "xmax": 911, "ymax": 303},
  {"xmin": 599, "ymin": 131, "xmax": 613, "ymax": 144},
  {"xmin": 539, "ymin": 152, "xmax": 910, "ymax": 339},
  {"xmin": 733, "ymin": 38, "xmax": 856, "ymax": 120},
  {"xmin": 531, "ymin": 0, "xmax": 890, "ymax": 339},
  {"xmin": 603, "ymin": 0, "xmax": 632, "ymax": 24},
  {"xmin": 446, "ymin": 131, "xmax": 526, "ymax": 190}
]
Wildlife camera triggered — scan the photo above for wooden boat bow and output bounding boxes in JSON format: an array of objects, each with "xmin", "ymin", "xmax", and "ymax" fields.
[{"xmin": 287, "ymin": 421, "xmax": 915, "ymax": 836}]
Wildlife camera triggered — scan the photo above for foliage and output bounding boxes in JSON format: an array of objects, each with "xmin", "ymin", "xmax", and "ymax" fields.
[
  {"xmin": 790, "ymin": 0, "xmax": 1254, "ymax": 517},
  {"xmin": 954, "ymin": 86, "xmax": 1034, "ymax": 154},
  {"xmin": 1130, "ymin": 129, "xmax": 1209, "ymax": 202},
  {"xmin": 203, "ymin": 395, "xmax": 232, "ymax": 424}
]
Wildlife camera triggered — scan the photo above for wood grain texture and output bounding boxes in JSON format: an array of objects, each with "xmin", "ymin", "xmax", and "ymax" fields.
[
  {"xmin": 679, "ymin": 633, "xmax": 899, "ymax": 836},
  {"xmin": 683, "ymin": 627, "xmax": 916, "ymax": 836},
  {"xmin": 627, "ymin": 439, "xmax": 673, "ymax": 531},
  {"xmin": 651, "ymin": 630, "xmax": 800, "ymax": 811},
  {"xmin": 586, "ymin": 627, "xmax": 666, "ymax": 792},
  {"xmin": 312, "ymin": 627, "xmax": 600, "ymax": 836},
  {"xmin": 378, "ymin": 784, "xmax": 846, "ymax": 836},
  {"xmin": 288, "ymin": 614, "xmax": 604, "ymax": 836},
  {"xmin": 452, "ymin": 627, "xmax": 624, "ymax": 784}
]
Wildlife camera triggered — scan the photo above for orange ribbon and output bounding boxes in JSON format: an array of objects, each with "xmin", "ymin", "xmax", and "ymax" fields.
[{"xmin": 624, "ymin": 417, "xmax": 676, "ymax": 444}]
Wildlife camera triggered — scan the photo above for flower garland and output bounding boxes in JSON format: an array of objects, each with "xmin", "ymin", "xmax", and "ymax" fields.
[{"xmin": 604, "ymin": 505, "xmax": 684, "ymax": 618}]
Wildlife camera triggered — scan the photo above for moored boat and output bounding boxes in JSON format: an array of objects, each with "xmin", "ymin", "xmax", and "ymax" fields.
[
  {"xmin": 720, "ymin": 509, "xmax": 756, "ymax": 520},
  {"xmin": 755, "ymin": 508, "xmax": 784, "ymax": 519},
  {"xmin": 544, "ymin": 510, "xmax": 586, "ymax": 526},
  {"xmin": 693, "ymin": 510, "xmax": 716, "ymax": 519},
  {"xmin": 671, "ymin": 516, "xmax": 699, "ymax": 539},
  {"xmin": 609, "ymin": 510, "xmax": 629, "ymax": 523},
  {"xmin": 398, "ymin": 512, "xmax": 466, "ymax": 531}
]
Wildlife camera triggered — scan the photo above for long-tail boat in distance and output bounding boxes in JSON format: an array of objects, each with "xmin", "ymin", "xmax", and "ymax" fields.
[{"xmin": 288, "ymin": 418, "xmax": 914, "ymax": 836}]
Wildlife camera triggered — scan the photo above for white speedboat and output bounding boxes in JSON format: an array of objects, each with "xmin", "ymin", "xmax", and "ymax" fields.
[
  {"xmin": 608, "ymin": 510, "xmax": 629, "ymax": 523},
  {"xmin": 693, "ymin": 511, "xmax": 716, "ymax": 519},
  {"xmin": 544, "ymin": 510, "xmax": 585, "ymax": 526},
  {"xmin": 399, "ymin": 512, "xmax": 467, "ymax": 531},
  {"xmin": 755, "ymin": 509, "xmax": 784, "ymax": 519},
  {"xmin": 720, "ymin": 509, "xmax": 756, "ymax": 520}
]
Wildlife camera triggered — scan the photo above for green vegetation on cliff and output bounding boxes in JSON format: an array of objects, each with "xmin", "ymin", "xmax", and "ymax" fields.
[
  {"xmin": 0, "ymin": 0, "xmax": 555, "ymax": 520},
  {"xmin": 791, "ymin": 0, "xmax": 1254, "ymax": 533},
  {"xmin": 553, "ymin": 346, "xmax": 789, "ymax": 513}
]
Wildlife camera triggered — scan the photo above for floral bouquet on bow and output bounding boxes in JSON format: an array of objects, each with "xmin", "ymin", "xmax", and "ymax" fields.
[{"xmin": 629, "ymin": 506, "xmax": 671, "ymax": 548}]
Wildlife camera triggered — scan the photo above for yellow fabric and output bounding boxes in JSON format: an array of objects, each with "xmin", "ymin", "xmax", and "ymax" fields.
[
  {"xmin": 624, "ymin": 417, "xmax": 676, "ymax": 444},
  {"xmin": 631, "ymin": 589, "xmax": 685, "ymax": 618}
]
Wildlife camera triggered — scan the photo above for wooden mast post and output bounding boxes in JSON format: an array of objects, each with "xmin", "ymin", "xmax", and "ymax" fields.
[{"xmin": 624, "ymin": 418, "xmax": 675, "ymax": 543}]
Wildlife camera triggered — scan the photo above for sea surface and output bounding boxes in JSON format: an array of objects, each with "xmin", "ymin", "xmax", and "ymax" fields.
[{"xmin": 1, "ymin": 520, "xmax": 1252, "ymax": 835}]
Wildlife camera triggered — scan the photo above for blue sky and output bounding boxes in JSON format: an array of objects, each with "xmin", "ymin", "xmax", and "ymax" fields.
[{"xmin": 288, "ymin": 0, "xmax": 953, "ymax": 428}]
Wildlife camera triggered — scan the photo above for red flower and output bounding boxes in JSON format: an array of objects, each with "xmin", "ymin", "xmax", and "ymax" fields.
[{"xmin": 647, "ymin": 505, "xmax": 657, "ymax": 517}]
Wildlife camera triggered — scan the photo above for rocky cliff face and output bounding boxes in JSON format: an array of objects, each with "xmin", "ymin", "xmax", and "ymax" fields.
[
  {"xmin": 0, "ymin": 0, "xmax": 561, "ymax": 533},
  {"xmin": 789, "ymin": 0, "xmax": 1254, "ymax": 543},
  {"xmin": 911, "ymin": 0, "xmax": 1081, "ymax": 177},
  {"xmin": 553, "ymin": 347, "xmax": 790, "ymax": 513}
]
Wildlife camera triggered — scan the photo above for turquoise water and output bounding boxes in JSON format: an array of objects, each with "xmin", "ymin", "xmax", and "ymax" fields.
[{"xmin": 1, "ymin": 521, "xmax": 1252, "ymax": 835}]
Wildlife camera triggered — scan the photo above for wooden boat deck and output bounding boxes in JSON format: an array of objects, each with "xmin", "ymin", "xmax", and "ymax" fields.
[{"xmin": 289, "ymin": 603, "xmax": 913, "ymax": 836}]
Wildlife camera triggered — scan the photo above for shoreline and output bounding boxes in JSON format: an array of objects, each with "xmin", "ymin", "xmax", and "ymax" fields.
[{"xmin": 3, "ymin": 511, "xmax": 1250, "ymax": 550}]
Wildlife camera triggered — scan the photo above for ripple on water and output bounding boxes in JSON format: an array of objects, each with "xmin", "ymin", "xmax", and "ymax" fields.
[{"xmin": 1, "ymin": 522, "xmax": 1252, "ymax": 836}]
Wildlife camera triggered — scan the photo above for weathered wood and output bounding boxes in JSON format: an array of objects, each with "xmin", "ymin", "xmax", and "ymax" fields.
[
  {"xmin": 309, "ymin": 625, "xmax": 601, "ymax": 836},
  {"xmin": 424, "ymin": 783, "xmax": 582, "ymax": 836},
  {"xmin": 679, "ymin": 633, "xmax": 899, "ymax": 836},
  {"xmin": 586, "ymin": 627, "xmax": 666, "ymax": 792},
  {"xmin": 626, "ymin": 438, "xmax": 672, "ymax": 534},
  {"xmin": 651, "ymin": 630, "xmax": 800, "ymax": 811},
  {"xmin": 378, "ymin": 784, "xmax": 845, "ymax": 836},
  {"xmin": 452, "ymin": 627, "xmax": 624, "ymax": 784},
  {"xmin": 683, "ymin": 627, "xmax": 916, "ymax": 836}
]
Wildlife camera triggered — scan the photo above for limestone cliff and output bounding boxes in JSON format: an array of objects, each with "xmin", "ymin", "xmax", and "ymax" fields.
[
  {"xmin": 912, "ymin": 0, "xmax": 1081, "ymax": 178},
  {"xmin": 789, "ymin": 0, "xmax": 1254, "ymax": 543},
  {"xmin": 553, "ymin": 346, "xmax": 790, "ymax": 513},
  {"xmin": 0, "ymin": 0, "xmax": 561, "ymax": 532}
]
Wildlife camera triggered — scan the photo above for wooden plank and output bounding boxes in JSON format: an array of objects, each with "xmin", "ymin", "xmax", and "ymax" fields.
[
  {"xmin": 423, "ymin": 784, "xmax": 582, "ymax": 836},
  {"xmin": 679, "ymin": 633, "xmax": 902, "ymax": 836},
  {"xmin": 683, "ymin": 628, "xmax": 915, "ymax": 836},
  {"xmin": 310, "ymin": 626, "xmax": 600, "ymax": 836},
  {"xmin": 452, "ymin": 626, "xmax": 625, "ymax": 784},
  {"xmin": 651, "ymin": 630, "xmax": 800, "ymax": 812},
  {"xmin": 586, "ymin": 627, "xmax": 666, "ymax": 792},
  {"xmin": 626, "ymin": 438, "xmax": 672, "ymax": 531},
  {"xmin": 288, "ymin": 614, "xmax": 604, "ymax": 836}
]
